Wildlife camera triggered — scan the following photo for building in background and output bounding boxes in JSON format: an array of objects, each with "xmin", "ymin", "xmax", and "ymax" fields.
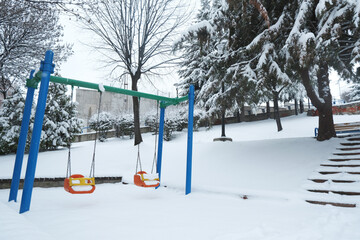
[{"xmin": 75, "ymin": 88, "xmax": 157, "ymax": 128}]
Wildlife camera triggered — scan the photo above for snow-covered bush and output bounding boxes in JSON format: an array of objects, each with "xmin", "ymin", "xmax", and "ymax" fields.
[
  {"xmin": 114, "ymin": 114, "xmax": 134, "ymax": 139},
  {"xmin": 193, "ymin": 107, "xmax": 211, "ymax": 131},
  {"xmin": 163, "ymin": 118, "xmax": 177, "ymax": 141},
  {"xmin": 178, "ymin": 106, "xmax": 211, "ymax": 131},
  {"xmin": 0, "ymin": 88, "xmax": 32, "ymax": 155},
  {"xmin": 89, "ymin": 111, "xmax": 114, "ymax": 141},
  {"xmin": 40, "ymin": 83, "xmax": 82, "ymax": 150},
  {"xmin": 144, "ymin": 114, "xmax": 158, "ymax": 132},
  {"xmin": 145, "ymin": 108, "xmax": 186, "ymax": 141}
]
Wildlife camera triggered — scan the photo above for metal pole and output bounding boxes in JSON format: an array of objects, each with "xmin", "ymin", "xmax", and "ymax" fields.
[
  {"xmin": 20, "ymin": 50, "xmax": 54, "ymax": 213},
  {"xmin": 8, "ymin": 70, "xmax": 36, "ymax": 202},
  {"xmin": 186, "ymin": 85, "xmax": 195, "ymax": 195},
  {"xmin": 156, "ymin": 105, "xmax": 166, "ymax": 188}
]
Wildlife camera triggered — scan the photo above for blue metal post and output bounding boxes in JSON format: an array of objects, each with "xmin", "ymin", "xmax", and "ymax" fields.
[
  {"xmin": 186, "ymin": 85, "xmax": 195, "ymax": 195},
  {"xmin": 156, "ymin": 106, "xmax": 166, "ymax": 188},
  {"xmin": 8, "ymin": 70, "xmax": 36, "ymax": 202},
  {"xmin": 20, "ymin": 51, "xmax": 54, "ymax": 213}
]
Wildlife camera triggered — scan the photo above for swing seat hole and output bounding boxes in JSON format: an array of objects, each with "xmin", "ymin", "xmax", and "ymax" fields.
[{"xmin": 72, "ymin": 179, "xmax": 81, "ymax": 184}]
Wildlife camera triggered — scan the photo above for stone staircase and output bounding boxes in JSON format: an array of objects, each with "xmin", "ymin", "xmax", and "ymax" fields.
[{"xmin": 305, "ymin": 134, "xmax": 360, "ymax": 208}]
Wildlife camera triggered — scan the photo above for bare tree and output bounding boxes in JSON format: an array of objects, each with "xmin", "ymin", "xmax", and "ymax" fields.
[
  {"xmin": 0, "ymin": 0, "xmax": 72, "ymax": 99},
  {"xmin": 77, "ymin": 0, "xmax": 190, "ymax": 145}
]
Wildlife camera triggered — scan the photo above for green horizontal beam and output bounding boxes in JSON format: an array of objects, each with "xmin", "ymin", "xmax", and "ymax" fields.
[
  {"xmin": 160, "ymin": 95, "xmax": 188, "ymax": 108},
  {"xmin": 33, "ymin": 71, "xmax": 188, "ymax": 106}
]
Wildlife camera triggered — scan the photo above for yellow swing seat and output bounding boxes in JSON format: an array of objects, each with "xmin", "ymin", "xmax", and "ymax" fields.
[{"xmin": 64, "ymin": 174, "xmax": 96, "ymax": 194}]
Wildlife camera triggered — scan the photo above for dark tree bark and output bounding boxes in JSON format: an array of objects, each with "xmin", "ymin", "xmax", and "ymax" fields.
[
  {"xmin": 294, "ymin": 99, "xmax": 298, "ymax": 115},
  {"xmin": 221, "ymin": 110, "xmax": 226, "ymax": 137},
  {"xmin": 299, "ymin": 100, "xmax": 304, "ymax": 113},
  {"xmin": 240, "ymin": 105, "xmax": 245, "ymax": 122},
  {"xmin": 221, "ymin": 82, "xmax": 226, "ymax": 137},
  {"xmin": 300, "ymin": 63, "xmax": 336, "ymax": 141},
  {"xmin": 273, "ymin": 91, "xmax": 282, "ymax": 132},
  {"xmin": 266, "ymin": 101, "xmax": 271, "ymax": 119},
  {"xmin": 236, "ymin": 109, "xmax": 241, "ymax": 122},
  {"xmin": 131, "ymin": 74, "xmax": 142, "ymax": 145}
]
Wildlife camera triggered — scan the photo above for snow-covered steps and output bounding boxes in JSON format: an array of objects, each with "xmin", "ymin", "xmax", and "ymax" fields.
[
  {"xmin": 332, "ymin": 151, "xmax": 360, "ymax": 156},
  {"xmin": 328, "ymin": 156, "xmax": 360, "ymax": 161},
  {"xmin": 309, "ymin": 172, "xmax": 360, "ymax": 181},
  {"xmin": 305, "ymin": 200, "xmax": 356, "ymax": 208},
  {"xmin": 305, "ymin": 136, "xmax": 360, "ymax": 208},
  {"xmin": 304, "ymin": 190, "xmax": 360, "ymax": 208},
  {"xmin": 336, "ymin": 146, "xmax": 360, "ymax": 151},
  {"xmin": 340, "ymin": 141, "xmax": 360, "ymax": 146}
]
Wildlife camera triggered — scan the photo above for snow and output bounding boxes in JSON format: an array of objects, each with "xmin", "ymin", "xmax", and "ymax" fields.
[
  {"xmin": 187, "ymin": 20, "xmax": 213, "ymax": 34},
  {"xmin": 98, "ymin": 83, "xmax": 105, "ymax": 92},
  {"xmin": 1, "ymin": 114, "xmax": 360, "ymax": 240}
]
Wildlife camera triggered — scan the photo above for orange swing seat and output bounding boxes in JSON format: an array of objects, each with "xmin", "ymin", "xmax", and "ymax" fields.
[
  {"xmin": 64, "ymin": 174, "xmax": 96, "ymax": 194},
  {"xmin": 134, "ymin": 171, "xmax": 160, "ymax": 188}
]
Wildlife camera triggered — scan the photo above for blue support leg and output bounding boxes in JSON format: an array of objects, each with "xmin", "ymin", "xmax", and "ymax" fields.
[
  {"xmin": 20, "ymin": 51, "xmax": 54, "ymax": 214},
  {"xmin": 8, "ymin": 70, "xmax": 36, "ymax": 202},
  {"xmin": 186, "ymin": 85, "xmax": 195, "ymax": 195},
  {"xmin": 156, "ymin": 106, "xmax": 166, "ymax": 189}
]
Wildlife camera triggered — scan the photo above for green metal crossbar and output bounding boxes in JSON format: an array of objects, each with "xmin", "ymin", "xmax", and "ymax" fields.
[{"xmin": 32, "ymin": 71, "xmax": 188, "ymax": 107}]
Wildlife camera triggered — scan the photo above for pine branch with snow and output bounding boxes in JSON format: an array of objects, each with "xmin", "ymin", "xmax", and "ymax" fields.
[{"xmin": 40, "ymin": 83, "xmax": 82, "ymax": 150}]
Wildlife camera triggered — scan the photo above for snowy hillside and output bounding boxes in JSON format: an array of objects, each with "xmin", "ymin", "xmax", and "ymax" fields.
[{"xmin": 1, "ymin": 114, "xmax": 360, "ymax": 240}]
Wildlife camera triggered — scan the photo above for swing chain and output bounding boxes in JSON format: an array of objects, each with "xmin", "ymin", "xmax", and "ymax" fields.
[
  {"xmin": 151, "ymin": 100, "xmax": 160, "ymax": 174},
  {"xmin": 135, "ymin": 144, "xmax": 142, "ymax": 173},
  {"xmin": 90, "ymin": 91, "xmax": 102, "ymax": 178},
  {"xmin": 66, "ymin": 86, "xmax": 74, "ymax": 179}
]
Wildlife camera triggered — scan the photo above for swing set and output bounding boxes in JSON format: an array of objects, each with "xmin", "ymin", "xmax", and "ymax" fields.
[
  {"xmin": 8, "ymin": 50, "xmax": 195, "ymax": 214},
  {"xmin": 63, "ymin": 87, "xmax": 100, "ymax": 194}
]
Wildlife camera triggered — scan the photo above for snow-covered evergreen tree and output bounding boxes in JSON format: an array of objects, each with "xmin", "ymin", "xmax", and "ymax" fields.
[
  {"xmin": 223, "ymin": 1, "xmax": 298, "ymax": 131},
  {"xmin": 0, "ymin": 88, "xmax": 32, "ymax": 154},
  {"xmin": 174, "ymin": 0, "xmax": 213, "ymax": 97},
  {"xmin": 348, "ymin": 84, "xmax": 360, "ymax": 102},
  {"xmin": 224, "ymin": 0, "xmax": 360, "ymax": 138},
  {"xmin": 283, "ymin": 0, "xmax": 360, "ymax": 140},
  {"xmin": 40, "ymin": 83, "xmax": 82, "ymax": 150},
  {"xmin": 175, "ymin": 0, "xmax": 271, "ymax": 119},
  {"xmin": 175, "ymin": 0, "xmax": 235, "ymax": 118}
]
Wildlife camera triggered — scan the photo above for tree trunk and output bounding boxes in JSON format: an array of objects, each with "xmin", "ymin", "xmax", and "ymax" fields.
[
  {"xmin": 236, "ymin": 109, "xmax": 240, "ymax": 122},
  {"xmin": 316, "ymin": 62, "xmax": 336, "ymax": 140},
  {"xmin": 131, "ymin": 75, "xmax": 143, "ymax": 145},
  {"xmin": 294, "ymin": 99, "xmax": 298, "ymax": 115},
  {"xmin": 300, "ymin": 64, "xmax": 336, "ymax": 141},
  {"xmin": 221, "ymin": 110, "xmax": 226, "ymax": 137},
  {"xmin": 240, "ymin": 105, "xmax": 245, "ymax": 122},
  {"xmin": 299, "ymin": 100, "xmax": 304, "ymax": 114},
  {"xmin": 266, "ymin": 101, "xmax": 271, "ymax": 119},
  {"xmin": 221, "ymin": 82, "xmax": 226, "ymax": 137},
  {"xmin": 273, "ymin": 92, "xmax": 282, "ymax": 132},
  {"xmin": 317, "ymin": 103, "xmax": 336, "ymax": 140}
]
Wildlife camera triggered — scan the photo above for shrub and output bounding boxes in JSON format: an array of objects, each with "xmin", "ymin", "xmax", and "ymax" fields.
[
  {"xmin": 114, "ymin": 114, "xmax": 134, "ymax": 139},
  {"xmin": 89, "ymin": 111, "xmax": 114, "ymax": 141}
]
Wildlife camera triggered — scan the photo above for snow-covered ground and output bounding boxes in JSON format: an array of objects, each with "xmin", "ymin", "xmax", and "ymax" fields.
[{"xmin": 1, "ymin": 114, "xmax": 360, "ymax": 240}]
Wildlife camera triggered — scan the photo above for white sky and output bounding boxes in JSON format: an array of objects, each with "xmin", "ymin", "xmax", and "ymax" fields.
[{"xmin": 58, "ymin": 2, "xmax": 347, "ymax": 100}]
